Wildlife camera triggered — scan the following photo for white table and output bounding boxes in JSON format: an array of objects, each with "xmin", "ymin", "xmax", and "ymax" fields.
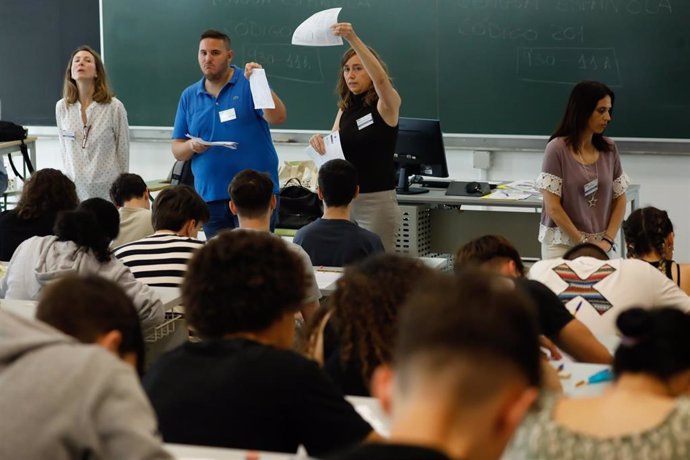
[
  {"xmin": 553, "ymin": 361, "xmax": 612, "ymax": 397},
  {"xmin": 165, "ymin": 443, "xmax": 306, "ymax": 459}
]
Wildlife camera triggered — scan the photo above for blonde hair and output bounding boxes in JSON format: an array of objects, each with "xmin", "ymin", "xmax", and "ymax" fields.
[
  {"xmin": 336, "ymin": 47, "xmax": 391, "ymax": 111},
  {"xmin": 62, "ymin": 45, "xmax": 114, "ymax": 105}
]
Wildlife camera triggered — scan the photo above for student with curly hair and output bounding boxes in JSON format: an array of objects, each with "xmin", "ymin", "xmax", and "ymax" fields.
[
  {"xmin": 143, "ymin": 230, "xmax": 374, "ymax": 456},
  {"xmin": 0, "ymin": 168, "xmax": 79, "ymax": 261},
  {"xmin": 316, "ymin": 254, "xmax": 434, "ymax": 396},
  {"xmin": 623, "ymin": 206, "xmax": 690, "ymax": 296},
  {"xmin": 506, "ymin": 307, "xmax": 690, "ymax": 459}
]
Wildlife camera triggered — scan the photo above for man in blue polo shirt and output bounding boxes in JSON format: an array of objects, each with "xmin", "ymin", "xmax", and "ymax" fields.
[{"xmin": 171, "ymin": 29, "xmax": 287, "ymax": 238}]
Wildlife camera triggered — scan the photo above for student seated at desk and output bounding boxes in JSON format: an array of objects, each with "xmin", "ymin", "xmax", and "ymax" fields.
[
  {"xmin": 110, "ymin": 173, "xmax": 154, "ymax": 248},
  {"xmin": 294, "ymin": 159, "xmax": 384, "ymax": 267},
  {"xmin": 506, "ymin": 307, "xmax": 690, "ymax": 460},
  {"xmin": 331, "ymin": 271, "xmax": 541, "ymax": 460},
  {"xmin": 455, "ymin": 235, "xmax": 612, "ymax": 364},
  {"xmin": 229, "ymin": 169, "xmax": 319, "ymax": 322},
  {"xmin": 0, "ymin": 168, "xmax": 79, "ymax": 261},
  {"xmin": 528, "ymin": 243, "xmax": 690, "ymax": 336},
  {"xmin": 115, "ymin": 185, "xmax": 208, "ymax": 287},
  {"xmin": 623, "ymin": 206, "xmax": 690, "ymax": 296},
  {"xmin": 0, "ymin": 198, "xmax": 165, "ymax": 330},
  {"xmin": 305, "ymin": 254, "xmax": 434, "ymax": 396},
  {"xmin": 0, "ymin": 279, "xmax": 172, "ymax": 460},
  {"xmin": 143, "ymin": 230, "xmax": 374, "ymax": 456}
]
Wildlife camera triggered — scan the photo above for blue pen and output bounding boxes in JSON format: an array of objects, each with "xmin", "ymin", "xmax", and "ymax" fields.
[{"xmin": 576, "ymin": 368, "xmax": 614, "ymax": 387}]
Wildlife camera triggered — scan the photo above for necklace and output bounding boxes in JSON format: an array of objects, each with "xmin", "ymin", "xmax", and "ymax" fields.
[{"xmin": 576, "ymin": 149, "xmax": 599, "ymax": 208}]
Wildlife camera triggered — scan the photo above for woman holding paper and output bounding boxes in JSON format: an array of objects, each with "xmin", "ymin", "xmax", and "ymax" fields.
[
  {"xmin": 56, "ymin": 45, "xmax": 130, "ymax": 200},
  {"xmin": 309, "ymin": 23, "xmax": 402, "ymax": 252},
  {"xmin": 536, "ymin": 81, "xmax": 629, "ymax": 259}
]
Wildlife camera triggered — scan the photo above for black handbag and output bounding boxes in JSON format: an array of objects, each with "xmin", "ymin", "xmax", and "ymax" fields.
[
  {"xmin": 277, "ymin": 178, "xmax": 322, "ymax": 229},
  {"xmin": 0, "ymin": 121, "xmax": 34, "ymax": 181}
]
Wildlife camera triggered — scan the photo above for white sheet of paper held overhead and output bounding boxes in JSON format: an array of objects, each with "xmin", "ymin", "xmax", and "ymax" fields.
[
  {"xmin": 248, "ymin": 68, "xmax": 275, "ymax": 109},
  {"xmin": 305, "ymin": 131, "xmax": 346, "ymax": 168},
  {"xmin": 185, "ymin": 134, "xmax": 238, "ymax": 149},
  {"xmin": 291, "ymin": 8, "xmax": 343, "ymax": 46}
]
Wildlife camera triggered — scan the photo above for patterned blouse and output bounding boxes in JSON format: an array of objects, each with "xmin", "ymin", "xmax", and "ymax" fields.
[
  {"xmin": 505, "ymin": 393, "xmax": 690, "ymax": 460},
  {"xmin": 56, "ymin": 97, "xmax": 130, "ymax": 200},
  {"xmin": 536, "ymin": 137, "xmax": 630, "ymax": 246}
]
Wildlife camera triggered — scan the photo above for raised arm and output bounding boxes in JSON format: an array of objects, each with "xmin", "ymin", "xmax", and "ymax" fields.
[{"xmin": 333, "ymin": 23, "xmax": 401, "ymax": 125}]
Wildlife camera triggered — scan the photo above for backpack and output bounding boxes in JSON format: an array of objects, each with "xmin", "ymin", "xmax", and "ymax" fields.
[
  {"xmin": 169, "ymin": 160, "xmax": 194, "ymax": 187},
  {"xmin": 0, "ymin": 121, "xmax": 34, "ymax": 181},
  {"xmin": 277, "ymin": 178, "xmax": 323, "ymax": 229}
]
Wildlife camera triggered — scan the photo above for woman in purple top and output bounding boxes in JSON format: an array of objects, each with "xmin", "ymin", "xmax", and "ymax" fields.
[{"xmin": 536, "ymin": 81, "xmax": 630, "ymax": 259}]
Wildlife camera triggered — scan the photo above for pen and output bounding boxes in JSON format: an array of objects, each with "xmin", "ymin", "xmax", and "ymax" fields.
[
  {"xmin": 575, "ymin": 368, "xmax": 614, "ymax": 387},
  {"xmin": 574, "ymin": 300, "xmax": 583, "ymax": 315}
]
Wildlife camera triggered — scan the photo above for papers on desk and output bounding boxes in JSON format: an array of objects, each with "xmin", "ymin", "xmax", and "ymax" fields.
[
  {"xmin": 499, "ymin": 179, "xmax": 540, "ymax": 194},
  {"xmin": 248, "ymin": 68, "xmax": 275, "ymax": 109},
  {"xmin": 185, "ymin": 134, "xmax": 237, "ymax": 150},
  {"xmin": 292, "ymin": 8, "xmax": 343, "ymax": 46},
  {"xmin": 305, "ymin": 131, "xmax": 345, "ymax": 169},
  {"xmin": 481, "ymin": 189, "xmax": 531, "ymax": 200}
]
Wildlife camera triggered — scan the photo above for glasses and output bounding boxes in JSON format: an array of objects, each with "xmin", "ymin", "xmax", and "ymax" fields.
[{"xmin": 82, "ymin": 125, "xmax": 91, "ymax": 149}]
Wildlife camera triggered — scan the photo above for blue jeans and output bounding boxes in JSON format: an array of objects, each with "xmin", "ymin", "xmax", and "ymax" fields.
[{"xmin": 203, "ymin": 195, "xmax": 281, "ymax": 239}]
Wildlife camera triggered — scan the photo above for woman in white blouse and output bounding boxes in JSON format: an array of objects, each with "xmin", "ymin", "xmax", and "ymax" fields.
[{"xmin": 56, "ymin": 45, "xmax": 129, "ymax": 200}]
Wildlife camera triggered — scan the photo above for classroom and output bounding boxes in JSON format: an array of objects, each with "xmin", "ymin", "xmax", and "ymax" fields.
[{"xmin": 2, "ymin": 0, "xmax": 690, "ymax": 459}]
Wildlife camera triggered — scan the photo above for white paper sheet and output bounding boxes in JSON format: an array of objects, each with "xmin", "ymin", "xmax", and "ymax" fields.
[
  {"xmin": 248, "ymin": 68, "xmax": 275, "ymax": 109},
  {"xmin": 305, "ymin": 131, "xmax": 345, "ymax": 168},
  {"xmin": 185, "ymin": 134, "xmax": 237, "ymax": 149},
  {"xmin": 291, "ymin": 8, "xmax": 343, "ymax": 46},
  {"xmin": 481, "ymin": 189, "xmax": 531, "ymax": 200}
]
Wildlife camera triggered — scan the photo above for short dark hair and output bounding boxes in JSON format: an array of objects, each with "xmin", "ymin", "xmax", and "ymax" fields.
[
  {"xmin": 563, "ymin": 242, "xmax": 609, "ymax": 261},
  {"xmin": 55, "ymin": 198, "xmax": 120, "ymax": 263},
  {"xmin": 152, "ymin": 185, "xmax": 209, "ymax": 232},
  {"xmin": 318, "ymin": 159, "xmax": 358, "ymax": 207},
  {"xmin": 614, "ymin": 307, "xmax": 690, "ymax": 382},
  {"xmin": 182, "ymin": 230, "xmax": 305, "ymax": 338},
  {"xmin": 109, "ymin": 173, "xmax": 147, "ymax": 207},
  {"xmin": 200, "ymin": 29, "xmax": 231, "ymax": 49},
  {"xmin": 36, "ymin": 275, "xmax": 146, "ymax": 375},
  {"xmin": 395, "ymin": 272, "xmax": 541, "ymax": 403},
  {"xmin": 454, "ymin": 235, "xmax": 525, "ymax": 277},
  {"xmin": 15, "ymin": 168, "xmax": 78, "ymax": 220},
  {"xmin": 228, "ymin": 169, "xmax": 274, "ymax": 219}
]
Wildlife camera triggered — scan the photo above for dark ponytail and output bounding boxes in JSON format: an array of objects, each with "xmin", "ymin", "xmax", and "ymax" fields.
[
  {"xmin": 53, "ymin": 198, "xmax": 119, "ymax": 263},
  {"xmin": 613, "ymin": 307, "xmax": 690, "ymax": 381}
]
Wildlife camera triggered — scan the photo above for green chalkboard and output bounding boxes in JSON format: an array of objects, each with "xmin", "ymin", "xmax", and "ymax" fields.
[{"xmin": 103, "ymin": 0, "xmax": 690, "ymax": 138}]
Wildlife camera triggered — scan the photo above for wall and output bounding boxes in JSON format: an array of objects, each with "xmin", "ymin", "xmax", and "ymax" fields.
[{"xmin": 25, "ymin": 127, "xmax": 690, "ymax": 260}]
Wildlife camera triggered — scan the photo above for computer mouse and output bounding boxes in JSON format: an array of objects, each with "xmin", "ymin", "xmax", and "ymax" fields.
[{"xmin": 465, "ymin": 181, "xmax": 482, "ymax": 194}]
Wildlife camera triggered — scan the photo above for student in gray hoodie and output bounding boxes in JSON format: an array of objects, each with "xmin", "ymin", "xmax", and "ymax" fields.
[
  {"xmin": 0, "ymin": 308, "xmax": 173, "ymax": 459},
  {"xmin": 0, "ymin": 198, "xmax": 164, "ymax": 329}
]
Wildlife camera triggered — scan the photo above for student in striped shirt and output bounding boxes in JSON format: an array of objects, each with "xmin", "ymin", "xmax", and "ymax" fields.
[{"xmin": 114, "ymin": 185, "xmax": 209, "ymax": 287}]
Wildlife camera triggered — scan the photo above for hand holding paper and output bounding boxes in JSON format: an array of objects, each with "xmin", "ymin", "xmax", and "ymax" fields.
[
  {"xmin": 306, "ymin": 131, "xmax": 346, "ymax": 168},
  {"xmin": 185, "ymin": 134, "xmax": 238, "ymax": 150},
  {"xmin": 248, "ymin": 68, "xmax": 276, "ymax": 109},
  {"xmin": 292, "ymin": 8, "xmax": 343, "ymax": 46}
]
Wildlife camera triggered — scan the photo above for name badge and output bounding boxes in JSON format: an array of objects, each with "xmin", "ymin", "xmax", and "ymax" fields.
[
  {"xmin": 219, "ymin": 108, "xmax": 237, "ymax": 123},
  {"xmin": 584, "ymin": 178, "xmax": 598, "ymax": 196},
  {"xmin": 356, "ymin": 113, "xmax": 374, "ymax": 130},
  {"xmin": 61, "ymin": 129, "xmax": 76, "ymax": 140}
]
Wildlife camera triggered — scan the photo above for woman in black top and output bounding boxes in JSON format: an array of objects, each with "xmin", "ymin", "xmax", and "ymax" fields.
[
  {"xmin": 309, "ymin": 23, "xmax": 402, "ymax": 251},
  {"xmin": 0, "ymin": 168, "xmax": 78, "ymax": 261}
]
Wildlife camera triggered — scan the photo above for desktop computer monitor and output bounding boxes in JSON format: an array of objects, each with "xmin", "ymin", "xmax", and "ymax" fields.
[{"xmin": 394, "ymin": 118, "xmax": 449, "ymax": 194}]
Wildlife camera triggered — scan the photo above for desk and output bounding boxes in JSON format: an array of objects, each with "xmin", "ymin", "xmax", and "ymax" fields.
[
  {"xmin": 165, "ymin": 443, "xmax": 303, "ymax": 459},
  {"xmin": 395, "ymin": 184, "xmax": 640, "ymax": 259},
  {"xmin": 553, "ymin": 361, "xmax": 612, "ymax": 398}
]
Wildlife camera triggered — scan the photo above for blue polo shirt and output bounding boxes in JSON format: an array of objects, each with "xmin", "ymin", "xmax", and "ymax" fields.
[{"xmin": 172, "ymin": 65, "xmax": 280, "ymax": 201}]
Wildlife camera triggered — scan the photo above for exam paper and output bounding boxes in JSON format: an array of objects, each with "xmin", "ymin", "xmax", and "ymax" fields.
[
  {"xmin": 481, "ymin": 190, "xmax": 531, "ymax": 200},
  {"xmin": 248, "ymin": 68, "xmax": 275, "ymax": 109},
  {"xmin": 185, "ymin": 134, "xmax": 238, "ymax": 149},
  {"xmin": 291, "ymin": 8, "xmax": 343, "ymax": 46},
  {"xmin": 305, "ymin": 131, "xmax": 345, "ymax": 168}
]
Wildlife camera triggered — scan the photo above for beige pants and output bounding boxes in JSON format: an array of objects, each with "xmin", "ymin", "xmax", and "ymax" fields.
[
  {"xmin": 351, "ymin": 190, "xmax": 402, "ymax": 253},
  {"xmin": 541, "ymin": 242, "xmax": 571, "ymax": 260}
]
